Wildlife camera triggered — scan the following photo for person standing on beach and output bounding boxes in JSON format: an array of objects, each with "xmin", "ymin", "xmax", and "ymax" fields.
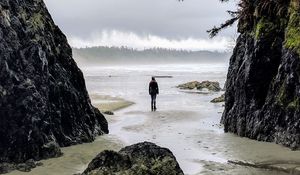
[{"xmin": 149, "ymin": 77, "xmax": 159, "ymax": 111}]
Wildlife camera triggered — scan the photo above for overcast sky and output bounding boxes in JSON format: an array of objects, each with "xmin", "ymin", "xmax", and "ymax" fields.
[{"xmin": 44, "ymin": 0, "xmax": 237, "ymax": 51}]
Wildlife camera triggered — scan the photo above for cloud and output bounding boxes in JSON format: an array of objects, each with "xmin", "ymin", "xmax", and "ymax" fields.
[
  {"xmin": 44, "ymin": 0, "xmax": 237, "ymax": 40},
  {"xmin": 69, "ymin": 30, "xmax": 231, "ymax": 52}
]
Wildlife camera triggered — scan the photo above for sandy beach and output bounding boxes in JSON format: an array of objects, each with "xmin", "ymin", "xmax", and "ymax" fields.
[
  {"xmin": 90, "ymin": 94, "xmax": 134, "ymax": 113},
  {"xmin": 7, "ymin": 63, "xmax": 300, "ymax": 175}
]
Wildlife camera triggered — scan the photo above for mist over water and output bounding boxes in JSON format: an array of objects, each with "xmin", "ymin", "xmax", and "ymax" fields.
[
  {"xmin": 72, "ymin": 46, "xmax": 231, "ymax": 67},
  {"xmin": 44, "ymin": 0, "xmax": 237, "ymax": 50},
  {"xmin": 81, "ymin": 63, "xmax": 228, "ymax": 77}
]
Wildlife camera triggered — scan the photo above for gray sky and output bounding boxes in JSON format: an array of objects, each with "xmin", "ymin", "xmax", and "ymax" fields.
[{"xmin": 44, "ymin": 0, "xmax": 237, "ymax": 51}]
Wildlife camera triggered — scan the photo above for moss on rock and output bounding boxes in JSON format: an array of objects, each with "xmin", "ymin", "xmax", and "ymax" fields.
[
  {"xmin": 287, "ymin": 97, "xmax": 300, "ymax": 109},
  {"xmin": 277, "ymin": 83, "xmax": 287, "ymax": 106},
  {"xmin": 29, "ymin": 13, "xmax": 45, "ymax": 31},
  {"xmin": 255, "ymin": 17, "xmax": 276, "ymax": 39},
  {"xmin": 285, "ymin": 0, "xmax": 300, "ymax": 55},
  {"xmin": 222, "ymin": 0, "xmax": 300, "ymax": 150},
  {"xmin": 82, "ymin": 142, "xmax": 184, "ymax": 175}
]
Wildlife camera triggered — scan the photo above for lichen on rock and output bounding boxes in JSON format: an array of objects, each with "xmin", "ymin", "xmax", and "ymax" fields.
[{"xmin": 285, "ymin": 0, "xmax": 300, "ymax": 55}]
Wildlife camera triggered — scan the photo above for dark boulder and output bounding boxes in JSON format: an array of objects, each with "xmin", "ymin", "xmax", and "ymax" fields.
[
  {"xmin": 0, "ymin": 159, "xmax": 43, "ymax": 174},
  {"xmin": 82, "ymin": 142, "xmax": 184, "ymax": 175},
  {"xmin": 0, "ymin": 163, "xmax": 15, "ymax": 174},
  {"xmin": 0, "ymin": 0, "xmax": 108, "ymax": 165}
]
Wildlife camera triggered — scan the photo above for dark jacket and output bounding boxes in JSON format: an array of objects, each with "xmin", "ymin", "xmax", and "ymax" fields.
[{"xmin": 149, "ymin": 80, "xmax": 159, "ymax": 95}]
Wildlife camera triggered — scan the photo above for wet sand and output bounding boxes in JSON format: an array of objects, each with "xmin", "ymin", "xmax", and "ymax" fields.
[
  {"xmin": 8, "ymin": 135, "xmax": 124, "ymax": 175},
  {"xmin": 7, "ymin": 64, "xmax": 300, "ymax": 175},
  {"xmin": 90, "ymin": 94, "xmax": 134, "ymax": 112},
  {"xmin": 109, "ymin": 104, "xmax": 300, "ymax": 175}
]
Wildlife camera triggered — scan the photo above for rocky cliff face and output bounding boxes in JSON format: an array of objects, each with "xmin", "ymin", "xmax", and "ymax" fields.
[
  {"xmin": 0, "ymin": 0, "xmax": 108, "ymax": 164},
  {"xmin": 222, "ymin": 0, "xmax": 300, "ymax": 149}
]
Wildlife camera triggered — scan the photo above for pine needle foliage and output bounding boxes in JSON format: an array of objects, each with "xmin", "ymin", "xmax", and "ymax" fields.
[{"xmin": 208, "ymin": 0, "xmax": 290, "ymax": 38}]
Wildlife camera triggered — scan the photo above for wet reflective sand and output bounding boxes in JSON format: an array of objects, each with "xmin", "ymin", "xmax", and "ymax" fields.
[{"xmin": 8, "ymin": 64, "xmax": 300, "ymax": 175}]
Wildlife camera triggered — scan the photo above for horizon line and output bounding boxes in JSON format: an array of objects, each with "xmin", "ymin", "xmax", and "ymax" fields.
[{"xmin": 71, "ymin": 45, "xmax": 232, "ymax": 53}]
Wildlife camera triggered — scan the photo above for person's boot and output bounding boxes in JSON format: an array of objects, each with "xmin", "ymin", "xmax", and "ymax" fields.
[{"xmin": 154, "ymin": 102, "xmax": 157, "ymax": 111}]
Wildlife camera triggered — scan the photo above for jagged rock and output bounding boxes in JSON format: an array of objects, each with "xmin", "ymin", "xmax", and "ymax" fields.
[
  {"xmin": 211, "ymin": 94, "xmax": 225, "ymax": 103},
  {"xmin": 177, "ymin": 81, "xmax": 221, "ymax": 91},
  {"xmin": 197, "ymin": 81, "xmax": 222, "ymax": 91},
  {"xmin": 82, "ymin": 142, "xmax": 184, "ymax": 175},
  {"xmin": 16, "ymin": 163, "xmax": 31, "ymax": 172},
  {"xmin": 0, "ymin": 0, "xmax": 108, "ymax": 166},
  {"xmin": 222, "ymin": 0, "xmax": 300, "ymax": 149},
  {"xmin": 0, "ymin": 160, "xmax": 42, "ymax": 174},
  {"xmin": 0, "ymin": 163, "xmax": 16, "ymax": 174},
  {"xmin": 177, "ymin": 81, "xmax": 200, "ymax": 90}
]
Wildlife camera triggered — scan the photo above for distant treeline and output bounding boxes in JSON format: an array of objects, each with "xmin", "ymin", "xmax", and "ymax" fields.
[{"xmin": 72, "ymin": 46, "xmax": 231, "ymax": 65}]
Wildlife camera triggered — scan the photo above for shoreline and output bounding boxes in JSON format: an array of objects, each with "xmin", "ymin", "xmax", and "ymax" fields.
[{"xmin": 6, "ymin": 135, "xmax": 125, "ymax": 175}]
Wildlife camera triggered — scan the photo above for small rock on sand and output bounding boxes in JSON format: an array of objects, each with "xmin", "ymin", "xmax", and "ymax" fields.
[
  {"xmin": 211, "ymin": 94, "xmax": 225, "ymax": 103},
  {"xmin": 177, "ymin": 81, "xmax": 221, "ymax": 92},
  {"xmin": 103, "ymin": 111, "xmax": 114, "ymax": 115}
]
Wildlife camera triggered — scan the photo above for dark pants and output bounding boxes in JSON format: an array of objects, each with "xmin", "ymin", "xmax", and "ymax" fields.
[{"xmin": 151, "ymin": 94, "xmax": 157, "ymax": 110}]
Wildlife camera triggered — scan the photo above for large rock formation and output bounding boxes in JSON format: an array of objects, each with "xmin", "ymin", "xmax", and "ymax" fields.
[
  {"xmin": 222, "ymin": 0, "xmax": 300, "ymax": 149},
  {"xmin": 0, "ymin": 0, "xmax": 108, "ymax": 164},
  {"xmin": 82, "ymin": 142, "xmax": 184, "ymax": 175}
]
